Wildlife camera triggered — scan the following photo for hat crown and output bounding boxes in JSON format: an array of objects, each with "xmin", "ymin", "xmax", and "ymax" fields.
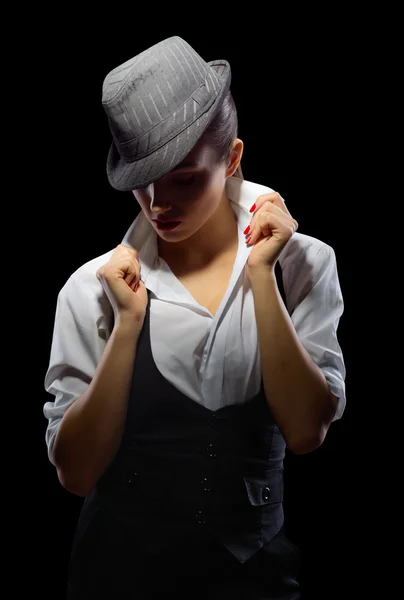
[{"xmin": 102, "ymin": 36, "xmax": 223, "ymax": 160}]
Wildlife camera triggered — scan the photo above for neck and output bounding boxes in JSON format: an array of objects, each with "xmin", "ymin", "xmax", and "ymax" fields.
[{"xmin": 157, "ymin": 192, "xmax": 238, "ymax": 271}]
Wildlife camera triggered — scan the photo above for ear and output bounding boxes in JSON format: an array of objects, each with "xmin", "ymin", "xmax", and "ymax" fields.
[{"xmin": 226, "ymin": 138, "xmax": 244, "ymax": 178}]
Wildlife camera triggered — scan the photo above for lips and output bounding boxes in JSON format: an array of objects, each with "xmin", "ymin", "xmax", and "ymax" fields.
[
  {"xmin": 153, "ymin": 219, "xmax": 181, "ymax": 224},
  {"xmin": 153, "ymin": 220, "xmax": 182, "ymax": 231}
]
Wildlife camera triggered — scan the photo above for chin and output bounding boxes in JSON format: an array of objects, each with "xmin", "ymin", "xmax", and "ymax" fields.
[{"xmin": 157, "ymin": 228, "xmax": 195, "ymax": 244}]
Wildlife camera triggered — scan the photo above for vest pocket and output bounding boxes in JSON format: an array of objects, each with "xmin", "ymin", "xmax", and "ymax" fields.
[{"xmin": 243, "ymin": 467, "xmax": 284, "ymax": 506}]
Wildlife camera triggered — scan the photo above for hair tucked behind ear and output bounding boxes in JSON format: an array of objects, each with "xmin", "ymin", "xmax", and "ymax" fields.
[{"xmin": 202, "ymin": 90, "xmax": 244, "ymax": 179}]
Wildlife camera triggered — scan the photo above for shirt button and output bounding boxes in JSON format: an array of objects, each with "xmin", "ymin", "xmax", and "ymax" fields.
[
  {"xmin": 206, "ymin": 443, "xmax": 217, "ymax": 458},
  {"xmin": 195, "ymin": 510, "xmax": 207, "ymax": 525},
  {"xmin": 128, "ymin": 472, "xmax": 138, "ymax": 484},
  {"xmin": 200, "ymin": 477, "xmax": 211, "ymax": 492},
  {"xmin": 262, "ymin": 486, "xmax": 271, "ymax": 502},
  {"xmin": 209, "ymin": 413, "xmax": 218, "ymax": 427}
]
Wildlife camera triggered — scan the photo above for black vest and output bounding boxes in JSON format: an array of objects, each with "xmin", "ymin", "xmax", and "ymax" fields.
[{"xmin": 73, "ymin": 263, "xmax": 287, "ymax": 565}]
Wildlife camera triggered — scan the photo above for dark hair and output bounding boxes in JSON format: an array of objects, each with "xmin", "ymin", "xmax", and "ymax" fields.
[{"xmin": 201, "ymin": 90, "xmax": 243, "ymax": 179}]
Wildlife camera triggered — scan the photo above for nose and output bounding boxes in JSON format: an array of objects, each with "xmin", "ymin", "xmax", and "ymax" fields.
[
  {"xmin": 150, "ymin": 197, "xmax": 172, "ymax": 216},
  {"xmin": 139, "ymin": 182, "xmax": 173, "ymax": 216}
]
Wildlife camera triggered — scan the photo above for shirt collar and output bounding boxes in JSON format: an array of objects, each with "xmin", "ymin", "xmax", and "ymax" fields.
[{"xmin": 121, "ymin": 176, "xmax": 276, "ymax": 282}]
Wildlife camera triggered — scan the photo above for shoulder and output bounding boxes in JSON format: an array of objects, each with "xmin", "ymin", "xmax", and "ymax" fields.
[
  {"xmin": 240, "ymin": 179, "xmax": 336, "ymax": 267},
  {"xmin": 279, "ymin": 232, "xmax": 339, "ymax": 311},
  {"xmin": 279, "ymin": 231, "xmax": 334, "ymax": 269},
  {"xmin": 56, "ymin": 248, "xmax": 115, "ymax": 332},
  {"xmin": 60, "ymin": 248, "xmax": 114, "ymax": 292},
  {"xmin": 67, "ymin": 248, "xmax": 115, "ymax": 286}
]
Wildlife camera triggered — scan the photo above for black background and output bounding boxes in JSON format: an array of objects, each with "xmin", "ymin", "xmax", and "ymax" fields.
[{"xmin": 29, "ymin": 19, "xmax": 369, "ymax": 600}]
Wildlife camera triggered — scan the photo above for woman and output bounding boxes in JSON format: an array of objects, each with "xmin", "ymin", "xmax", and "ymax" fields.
[{"xmin": 43, "ymin": 36, "xmax": 346, "ymax": 599}]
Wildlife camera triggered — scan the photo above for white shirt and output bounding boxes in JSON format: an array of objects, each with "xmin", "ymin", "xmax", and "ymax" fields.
[{"xmin": 43, "ymin": 176, "xmax": 346, "ymax": 466}]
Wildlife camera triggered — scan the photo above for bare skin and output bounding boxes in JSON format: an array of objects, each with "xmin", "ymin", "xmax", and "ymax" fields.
[{"xmin": 132, "ymin": 136, "xmax": 244, "ymax": 314}]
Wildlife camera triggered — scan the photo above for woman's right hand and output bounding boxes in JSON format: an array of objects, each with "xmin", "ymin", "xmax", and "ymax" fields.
[{"xmin": 96, "ymin": 244, "xmax": 148, "ymax": 325}]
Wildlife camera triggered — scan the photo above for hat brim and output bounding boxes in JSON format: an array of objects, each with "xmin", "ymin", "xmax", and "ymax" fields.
[{"xmin": 106, "ymin": 60, "xmax": 231, "ymax": 192}]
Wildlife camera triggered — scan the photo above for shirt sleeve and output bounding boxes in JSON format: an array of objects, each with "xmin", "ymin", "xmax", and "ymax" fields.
[
  {"xmin": 43, "ymin": 274, "xmax": 109, "ymax": 465},
  {"xmin": 285, "ymin": 242, "xmax": 346, "ymax": 422}
]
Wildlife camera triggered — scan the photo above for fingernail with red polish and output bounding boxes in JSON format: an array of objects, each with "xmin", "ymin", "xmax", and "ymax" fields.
[
  {"xmin": 243, "ymin": 225, "xmax": 251, "ymax": 235},
  {"xmin": 249, "ymin": 203, "xmax": 256, "ymax": 213}
]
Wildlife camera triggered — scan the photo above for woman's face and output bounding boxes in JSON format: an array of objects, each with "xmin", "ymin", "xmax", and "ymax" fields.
[{"xmin": 132, "ymin": 136, "xmax": 242, "ymax": 243}]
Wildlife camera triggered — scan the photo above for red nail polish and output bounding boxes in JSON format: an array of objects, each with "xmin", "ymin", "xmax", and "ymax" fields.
[
  {"xmin": 243, "ymin": 225, "xmax": 251, "ymax": 235},
  {"xmin": 249, "ymin": 203, "xmax": 256, "ymax": 213}
]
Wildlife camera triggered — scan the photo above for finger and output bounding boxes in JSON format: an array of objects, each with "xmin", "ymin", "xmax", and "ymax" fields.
[
  {"xmin": 116, "ymin": 258, "xmax": 139, "ymax": 287},
  {"xmin": 251, "ymin": 192, "xmax": 292, "ymax": 218},
  {"xmin": 128, "ymin": 271, "xmax": 143, "ymax": 292},
  {"xmin": 248, "ymin": 201, "xmax": 291, "ymax": 233},
  {"xmin": 97, "ymin": 255, "xmax": 142, "ymax": 291},
  {"xmin": 119, "ymin": 244, "xmax": 139, "ymax": 258},
  {"xmin": 111, "ymin": 245, "xmax": 140, "ymax": 268},
  {"xmin": 247, "ymin": 212, "xmax": 297, "ymax": 246},
  {"xmin": 248, "ymin": 206, "xmax": 296, "ymax": 241}
]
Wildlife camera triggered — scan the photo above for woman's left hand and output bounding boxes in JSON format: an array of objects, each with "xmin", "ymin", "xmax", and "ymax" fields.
[{"xmin": 246, "ymin": 192, "xmax": 298, "ymax": 272}]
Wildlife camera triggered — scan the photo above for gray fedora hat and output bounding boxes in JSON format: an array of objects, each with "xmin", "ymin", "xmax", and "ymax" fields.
[{"xmin": 102, "ymin": 36, "xmax": 231, "ymax": 192}]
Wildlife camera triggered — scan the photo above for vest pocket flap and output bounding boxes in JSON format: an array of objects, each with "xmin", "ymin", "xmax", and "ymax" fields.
[{"xmin": 243, "ymin": 468, "xmax": 284, "ymax": 506}]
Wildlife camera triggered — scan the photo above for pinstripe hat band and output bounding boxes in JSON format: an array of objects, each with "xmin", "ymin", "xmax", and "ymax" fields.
[{"xmin": 102, "ymin": 36, "xmax": 231, "ymax": 192}]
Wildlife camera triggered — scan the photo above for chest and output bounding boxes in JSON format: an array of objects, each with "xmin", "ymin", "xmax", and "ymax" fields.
[
  {"xmin": 163, "ymin": 247, "xmax": 237, "ymax": 317},
  {"xmin": 176, "ymin": 265, "xmax": 234, "ymax": 317}
]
